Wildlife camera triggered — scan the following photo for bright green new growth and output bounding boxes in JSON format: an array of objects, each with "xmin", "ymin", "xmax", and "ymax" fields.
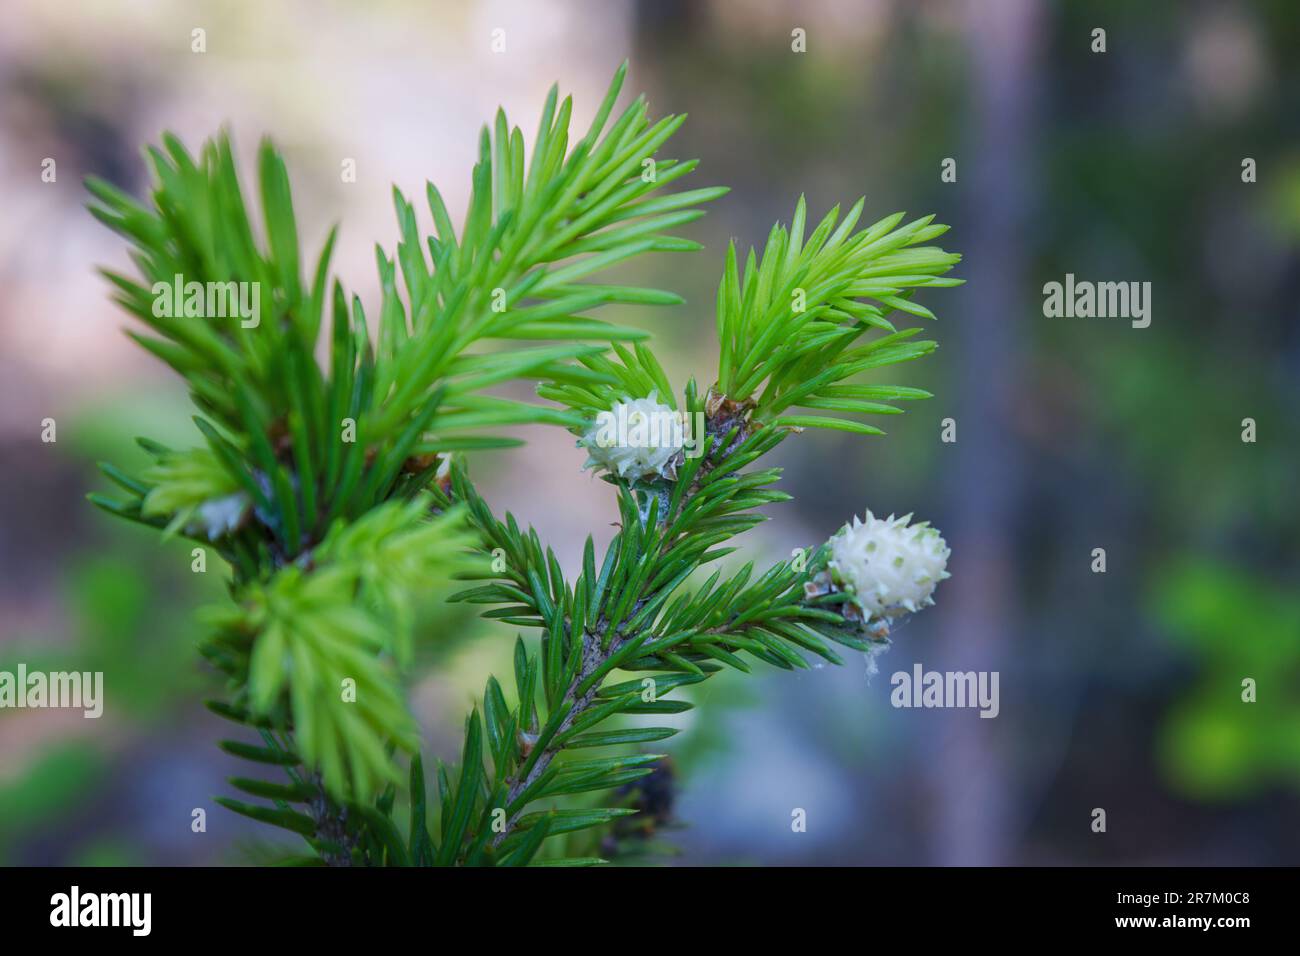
[
  {"xmin": 89, "ymin": 64, "xmax": 961, "ymax": 865},
  {"xmin": 719, "ymin": 199, "xmax": 961, "ymax": 434}
]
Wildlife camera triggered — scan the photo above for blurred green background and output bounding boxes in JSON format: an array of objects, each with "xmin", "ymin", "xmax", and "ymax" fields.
[{"xmin": 0, "ymin": 0, "xmax": 1296, "ymax": 864}]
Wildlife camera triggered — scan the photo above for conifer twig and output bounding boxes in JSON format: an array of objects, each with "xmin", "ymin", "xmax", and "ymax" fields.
[{"xmin": 89, "ymin": 63, "xmax": 960, "ymax": 865}]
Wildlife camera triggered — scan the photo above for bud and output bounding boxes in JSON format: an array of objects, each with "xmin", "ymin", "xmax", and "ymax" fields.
[
  {"xmin": 579, "ymin": 392, "xmax": 685, "ymax": 481},
  {"xmin": 187, "ymin": 491, "xmax": 251, "ymax": 540},
  {"xmin": 827, "ymin": 511, "xmax": 950, "ymax": 619}
]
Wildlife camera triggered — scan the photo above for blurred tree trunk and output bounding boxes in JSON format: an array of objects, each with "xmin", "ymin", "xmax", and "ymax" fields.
[{"xmin": 930, "ymin": 0, "xmax": 1041, "ymax": 865}]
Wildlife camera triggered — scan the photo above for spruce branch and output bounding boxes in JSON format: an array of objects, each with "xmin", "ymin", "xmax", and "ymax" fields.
[{"xmin": 89, "ymin": 62, "xmax": 961, "ymax": 865}]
